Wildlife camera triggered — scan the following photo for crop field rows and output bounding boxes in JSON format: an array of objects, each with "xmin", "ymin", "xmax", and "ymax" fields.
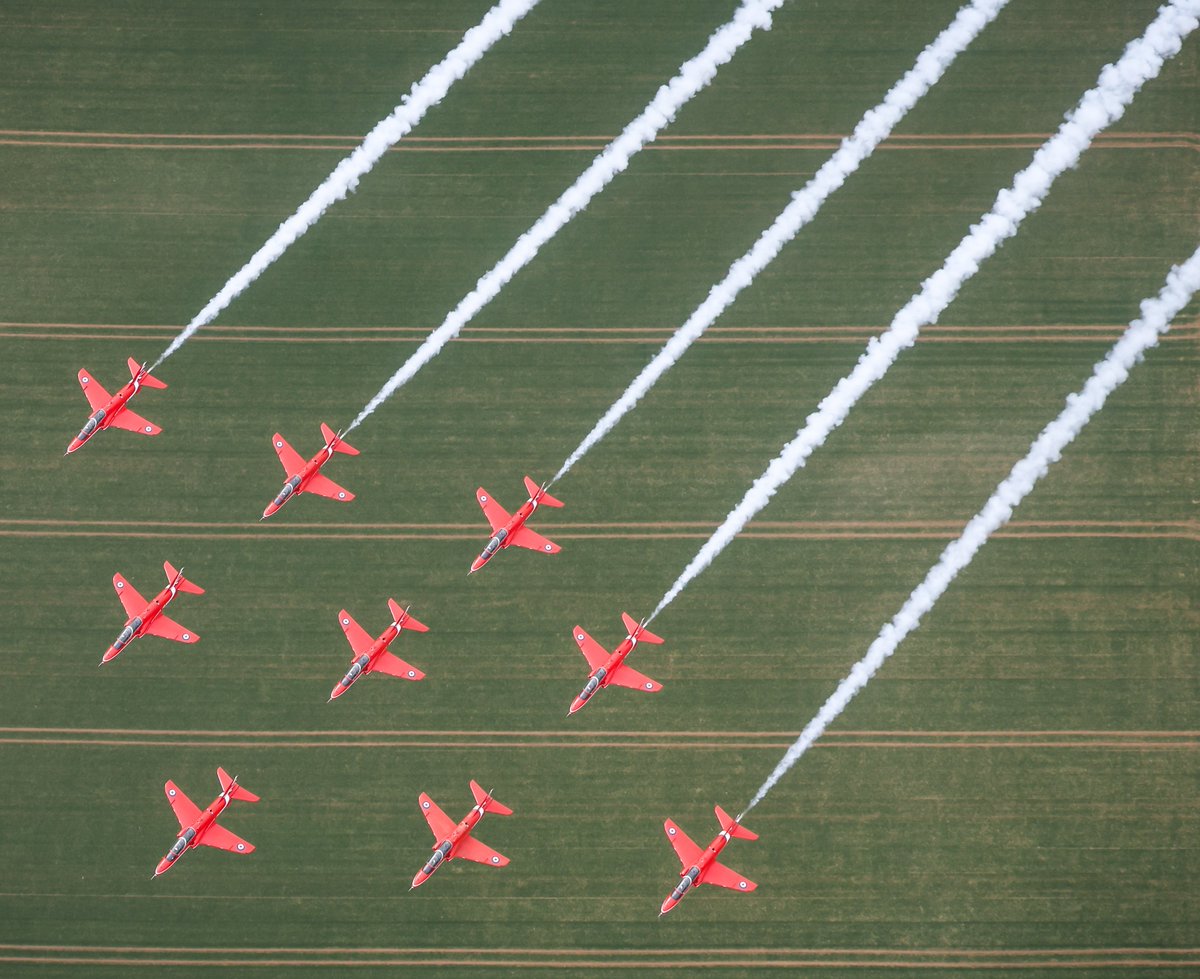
[{"xmin": 0, "ymin": 0, "xmax": 1196, "ymax": 977}]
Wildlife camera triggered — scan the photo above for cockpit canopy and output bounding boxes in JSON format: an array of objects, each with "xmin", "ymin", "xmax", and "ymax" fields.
[
  {"xmin": 483, "ymin": 528, "xmax": 508, "ymax": 556},
  {"xmin": 273, "ymin": 475, "xmax": 302, "ymax": 507},
  {"xmin": 78, "ymin": 409, "xmax": 105, "ymax": 439}
]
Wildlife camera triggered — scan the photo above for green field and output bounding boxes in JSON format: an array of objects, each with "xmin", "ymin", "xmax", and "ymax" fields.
[{"xmin": 0, "ymin": 0, "xmax": 1196, "ymax": 976}]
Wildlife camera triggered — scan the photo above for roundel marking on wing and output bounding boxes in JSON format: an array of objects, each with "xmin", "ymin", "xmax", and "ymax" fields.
[
  {"xmin": 645, "ymin": 682, "xmax": 654, "ymax": 689},
  {"xmin": 407, "ymin": 670, "xmax": 416, "ymax": 678},
  {"xmin": 342, "ymin": 618, "xmax": 350, "ymax": 626},
  {"xmin": 117, "ymin": 581, "xmax": 124, "ymax": 588},
  {"xmin": 576, "ymin": 634, "xmax": 584, "ymax": 641},
  {"xmin": 145, "ymin": 425, "xmax": 153, "ymax": 433},
  {"xmin": 169, "ymin": 788, "xmax": 176, "ymax": 797},
  {"xmin": 182, "ymin": 633, "xmax": 191, "ymax": 641},
  {"xmin": 275, "ymin": 441, "xmax": 283, "ymax": 448},
  {"xmin": 739, "ymin": 880, "xmax": 748, "ymax": 889},
  {"xmin": 544, "ymin": 544, "xmax": 552, "ymax": 551},
  {"xmin": 491, "ymin": 855, "xmax": 501, "ymax": 864},
  {"xmin": 668, "ymin": 827, "xmax": 676, "ymax": 836},
  {"xmin": 82, "ymin": 376, "xmax": 90, "ymax": 384},
  {"xmin": 237, "ymin": 843, "xmax": 246, "ymax": 851},
  {"xmin": 338, "ymin": 492, "xmax": 346, "ymax": 499}
]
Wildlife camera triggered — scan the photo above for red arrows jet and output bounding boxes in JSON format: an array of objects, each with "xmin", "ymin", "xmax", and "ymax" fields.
[
  {"xmin": 67, "ymin": 357, "xmax": 167, "ymax": 454},
  {"xmin": 470, "ymin": 476, "xmax": 563, "ymax": 574},
  {"xmin": 101, "ymin": 561, "xmax": 204, "ymax": 664},
  {"xmin": 155, "ymin": 767, "xmax": 259, "ymax": 877},
  {"xmin": 262, "ymin": 422, "xmax": 359, "ymax": 519},
  {"xmin": 660, "ymin": 805, "xmax": 758, "ymax": 915},
  {"xmin": 329, "ymin": 599, "xmax": 429, "ymax": 702},
  {"xmin": 411, "ymin": 780, "xmax": 513, "ymax": 889},
  {"xmin": 569, "ymin": 612, "xmax": 664, "ymax": 715}
]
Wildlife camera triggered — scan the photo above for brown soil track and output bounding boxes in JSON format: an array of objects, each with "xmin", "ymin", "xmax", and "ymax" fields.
[
  {"xmin": 0, "ymin": 129, "xmax": 1196, "ymax": 154},
  {"xmin": 1, "ymin": 519, "xmax": 1194, "ymax": 542},
  {"xmin": 2, "ymin": 943, "xmax": 1197, "ymax": 970},
  {"xmin": 2, "ymin": 728, "xmax": 1194, "ymax": 750},
  {"xmin": 4, "ymin": 321, "xmax": 1197, "ymax": 344}
]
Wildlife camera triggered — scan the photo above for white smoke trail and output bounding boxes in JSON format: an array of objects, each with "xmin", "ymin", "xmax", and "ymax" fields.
[
  {"xmin": 742, "ymin": 244, "xmax": 1200, "ymax": 816},
  {"xmin": 550, "ymin": 0, "xmax": 1010, "ymax": 486},
  {"xmin": 648, "ymin": 0, "xmax": 1200, "ymax": 623},
  {"xmin": 346, "ymin": 0, "xmax": 786, "ymax": 432},
  {"xmin": 151, "ymin": 0, "xmax": 542, "ymax": 370}
]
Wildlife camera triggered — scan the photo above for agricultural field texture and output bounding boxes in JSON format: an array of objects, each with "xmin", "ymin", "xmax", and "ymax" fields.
[{"xmin": 0, "ymin": 0, "xmax": 1196, "ymax": 976}]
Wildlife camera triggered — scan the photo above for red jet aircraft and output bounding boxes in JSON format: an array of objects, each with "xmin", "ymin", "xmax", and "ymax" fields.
[
  {"xmin": 569, "ymin": 612, "xmax": 664, "ymax": 715},
  {"xmin": 155, "ymin": 767, "xmax": 259, "ymax": 877},
  {"xmin": 101, "ymin": 561, "xmax": 204, "ymax": 664},
  {"xmin": 67, "ymin": 357, "xmax": 167, "ymax": 454},
  {"xmin": 262, "ymin": 422, "xmax": 359, "ymax": 519},
  {"xmin": 411, "ymin": 780, "xmax": 513, "ymax": 889},
  {"xmin": 470, "ymin": 476, "xmax": 563, "ymax": 574},
  {"xmin": 329, "ymin": 599, "xmax": 429, "ymax": 702},
  {"xmin": 660, "ymin": 805, "xmax": 758, "ymax": 915}
]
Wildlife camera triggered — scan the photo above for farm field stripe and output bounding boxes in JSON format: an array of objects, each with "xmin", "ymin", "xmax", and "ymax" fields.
[
  {"xmin": 150, "ymin": 0, "xmax": 541, "ymax": 369},
  {"xmin": 0, "ymin": 130, "xmax": 1194, "ymax": 153},
  {"xmin": 649, "ymin": 0, "xmax": 1200, "ymax": 625},
  {"xmin": 552, "ymin": 0, "xmax": 1010, "ymax": 484},
  {"xmin": 745, "ymin": 243, "xmax": 1200, "ymax": 814},
  {"xmin": 345, "ymin": 0, "xmax": 787, "ymax": 433}
]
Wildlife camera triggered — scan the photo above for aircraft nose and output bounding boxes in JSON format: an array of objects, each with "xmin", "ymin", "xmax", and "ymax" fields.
[
  {"xmin": 659, "ymin": 896, "xmax": 676, "ymax": 916},
  {"xmin": 100, "ymin": 647, "xmax": 120, "ymax": 664},
  {"xmin": 328, "ymin": 684, "xmax": 344, "ymax": 702},
  {"xmin": 568, "ymin": 697, "xmax": 585, "ymax": 715},
  {"xmin": 410, "ymin": 870, "xmax": 428, "ymax": 889},
  {"xmin": 153, "ymin": 859, "xmax": 171, "ymax": 877}
]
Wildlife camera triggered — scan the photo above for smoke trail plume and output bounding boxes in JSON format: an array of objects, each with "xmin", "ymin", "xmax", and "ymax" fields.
[
  {"xmin": 151, "ymin": 0, "xmax": 542, "ymax": 370},
  {"xmin": 648, "ymin": 0, "xmax": 1199, "ymax": 623},
  {"xmin": 551, "ymin": 0, "xmax": 1010, "ymax": 485},
  {"xmin": 346, "ymin": 0, "xmax": 787, "ymax": 432},
  {"xmin": 742, "ymin": 244, "xmax": 1200, "ymax": 816}
]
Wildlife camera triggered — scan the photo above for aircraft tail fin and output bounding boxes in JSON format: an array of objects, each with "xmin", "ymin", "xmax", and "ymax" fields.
[
  {"xmin": 388, "ymin": 599, "xmax": 429, "ymax": 632},
  {"xmin": 524, "ymin": 476, "xmax": 564, "ymax": 508},
  {"xmin": 163, "ymin": 561, "xmax": 205, "ymax": 594},
  {"xmin": 128, "ymin": 357, "xmax": 168, "ymax": 389},
  {"xmin": 622, "ymin": 612, "xmax": 664, "ymax": 645},
  {"xmin": 470, "ymin": 779, "xmax": 513, "ymax": 816},
  {"xmin": 715, "ymin": 805, "xmax": 757, "ymax": 840},
  {"xmin": 321, "ymin": 422, "xmax": 360, "ymax": 455},
  {"xmin": 217, "ymin": 767, "xmax": 261, "ymax": 803}
]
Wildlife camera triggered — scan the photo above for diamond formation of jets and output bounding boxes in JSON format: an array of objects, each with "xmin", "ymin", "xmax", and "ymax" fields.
[
  {"xmin": 470, "ymin": 476, "xmax": 563, "ymax": 574},
  {"xmin": 569, "ymin": 612, "xmax": 664, "ymax": 715},
  {"xmin": 67, "ymin": 357, "xmax": 167, "ymax": 454},
  {"xmin": 101, "ymin": 561, "xmax": 204, "ymax": 665},
  {"xmin": 329, "ymin": 599, "xmax": 429, "ymax": 702},
  {"xmin": 411, "ymin": 781, "xmax": 513, "ymax": 889},
  {"xmin": 155, "ymin": 767, "xmax": 259, "ymax": 877},
  {"xmin": 660, "ymin": 805, "xmax": 758, "ymax": 915},
  {"xmin": 262, "ymin": 422, "xmax": 359, "ymax": 519}
]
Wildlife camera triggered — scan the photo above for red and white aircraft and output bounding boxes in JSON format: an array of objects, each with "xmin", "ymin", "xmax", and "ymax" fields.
[
  {"xmin": 262, "ymin": 422, "xmax": 359, "ymax": 519},
  {"xmin": 569, "ymin": 612, "xmax": 664, "ymax": 715},
  {"xmin": 155, "ymin": 767, "xmax": 259, "ymax": 877},
  {"xmin": 67, "ymin": 357, "xmax": 167, "ymax": 454},
  {"xmin": 660, "ymin": 805, "xmax": 758, "ymax": 915},
  {"xmin": 411, "ymin": 780, "xmax": 513, "ymax": 889},
  {"xmin": 101, "ymin": 561, "xmax": 204, "ymax": 664},
  {"xmin": 329, "ymin": 599, "xmax": 429, "ymax": 702},
  {"xmin": 470, "ymin": 476, "xmax": 563, "ymax": 574}
]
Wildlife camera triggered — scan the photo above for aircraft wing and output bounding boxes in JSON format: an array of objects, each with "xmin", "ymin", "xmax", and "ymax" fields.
[
  {"xmin": 77, "ymin": 369, "xmax": 111, "ymax": 412},
  {"xmin": 453, "ymin": 834, "xmax": 509, "ymax": 867},
  {"xmin": 508, "ymin": 524, "xmax": 560, "ymax": 554},
  {"xmin": 142, "ymin": 612, "xmax": 199, "ymax": 644},
  {"xmin": 418, "ymin": 793, "xmax": 457, "ymax": 841},
  {"xmin": 196, "ymin": 821, "xmax": 255, "ymax": 854},
  {"xmin": 572, "ymin": 627, "xmax": 610, "ymax": 671},
  {"xmin": 164, "ymin": 780, "xmax": 202, "ymax": 829},
  {"xmin": 370, "ymin": 650, "xmax": 425, "ymax": 681},
  {"xmin": 607, "ymin": 663, "xmax": 662, "ymax": 693},
  {"xmin": 700, "ymin": 859, "xmax": 756, "ymax": 893},
  {"xmin": 304, "ymin": 471, "xmax": 354, "ymax": 502},
  {"xmin": 338, "ymin": 611, "xmax": 374, "ymax": 657},
  {"xmin": 107, "ymin": 406, "xmax": 161, "ymax": 436},
  {"xmin": 112, "ymin": 573, "xmax": 148, "ymax": 618},
  {"xmin": 664, "ymin": 819, "xmax": 704, "ymax": 868},
  {"xmin": 475, "ymin": 489, "xmax": 510, "ymax": 534},
  {"xmin": 271, "ymin": 434, "xmax": 306, "ymax": 478}
]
